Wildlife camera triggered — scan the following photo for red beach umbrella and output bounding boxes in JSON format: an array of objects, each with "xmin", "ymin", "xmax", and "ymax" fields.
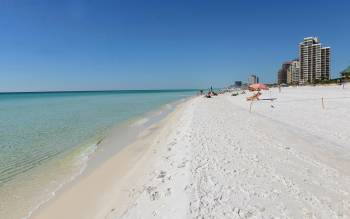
[{"xmin": 249, "ymin": 83, "xmax": 269, "ymax": 91}]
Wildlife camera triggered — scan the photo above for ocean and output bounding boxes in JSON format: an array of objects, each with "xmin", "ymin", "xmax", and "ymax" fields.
[{"xmin": 0, "ymin": 90, "xmax": 195, "ymax": 219}]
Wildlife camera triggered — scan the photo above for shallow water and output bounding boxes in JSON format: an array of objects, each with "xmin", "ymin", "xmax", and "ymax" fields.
[{"xmin": 0, "ymin": 90, "xmax": 195, "ymax": 219}]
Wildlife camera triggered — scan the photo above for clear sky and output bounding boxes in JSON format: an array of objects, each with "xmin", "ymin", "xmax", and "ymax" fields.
[{"xmin": 1, "ymin": 0, "xmax": 349, "ymax": 92}]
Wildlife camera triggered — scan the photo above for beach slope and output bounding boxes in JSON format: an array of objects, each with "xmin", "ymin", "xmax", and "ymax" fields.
[{"xmin": 34, "ymin": 86, "xmax": 350, "ymax": 218}]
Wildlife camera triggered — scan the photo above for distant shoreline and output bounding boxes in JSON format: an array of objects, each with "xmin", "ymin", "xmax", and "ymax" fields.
[{"xmin": 0, "ymin": 89, "xmax": 199, "ymax": 95}]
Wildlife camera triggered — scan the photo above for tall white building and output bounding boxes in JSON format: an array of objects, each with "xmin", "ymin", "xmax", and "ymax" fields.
[{"xmin": 299, "ymin": 37, "xmax": 330, "ymax": 83}]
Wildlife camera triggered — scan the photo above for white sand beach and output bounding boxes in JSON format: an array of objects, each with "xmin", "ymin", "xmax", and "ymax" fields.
[{"xmin": 33, "ymin": 85, "xmax": 350, "ymax": 219}]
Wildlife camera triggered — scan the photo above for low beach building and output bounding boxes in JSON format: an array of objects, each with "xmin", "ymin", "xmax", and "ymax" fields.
[
  {"xmin": 248, "ymin": 75, "xmax": 259, "ymax": 84},
  {"xmin": 234, "ymin": 81, "xmax": 242, "ymax": 87}
]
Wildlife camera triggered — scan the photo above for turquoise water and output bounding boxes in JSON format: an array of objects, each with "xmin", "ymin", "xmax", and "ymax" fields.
[{"xmin": 0, "ymin": 90, "xmax": 195, "ymax": 219}]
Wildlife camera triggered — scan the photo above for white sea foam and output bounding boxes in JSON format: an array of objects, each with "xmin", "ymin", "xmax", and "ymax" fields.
[{"xmin": 132, "ymin": 117, "xmax": 150, "ymax": 127}]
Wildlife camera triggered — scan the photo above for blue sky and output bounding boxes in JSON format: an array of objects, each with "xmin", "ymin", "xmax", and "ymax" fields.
[{"xmin": 0, "ymin": 0, "xmax": 349, "ymax": 91}]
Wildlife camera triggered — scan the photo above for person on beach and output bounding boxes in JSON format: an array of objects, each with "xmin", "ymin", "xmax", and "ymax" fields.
[{"xmin": 246, "ymin": 91, "xmax": 262, "ymax": 101}]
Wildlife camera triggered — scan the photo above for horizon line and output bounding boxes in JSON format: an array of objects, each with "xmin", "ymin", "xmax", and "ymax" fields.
[{"xmin": 0, "ymin": 88, "xmax": 201, "ymax": 95}]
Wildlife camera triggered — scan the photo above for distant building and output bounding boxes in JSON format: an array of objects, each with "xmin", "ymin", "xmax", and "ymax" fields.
[
  {"xmin": 248, "ymin": 75, "xmax": 259, "ymax": 84},
  {"xmin": 277, "ymin": 70, "xmax": 285, "ymax": 84},
  {"xmin": 290, "ymin": 59, "xmax": 300, "ymax": 84},
  {"xmin": 299, "ymin": 37, "xmax": 330, "ymax": 83},
  {"xmin": 234, "ymin": 81, "xmax": 242, "ymax": 87},
  {"xmin": 277, "ymin": 62, "xmax": 292, "ymax": 84},
  {"xmin": 321, "ymin": 47, "xmax": 330, "ymax": 80},
  {"xmin": 286, "ymin": 63, "xmax": 293, "ymax": 84}
]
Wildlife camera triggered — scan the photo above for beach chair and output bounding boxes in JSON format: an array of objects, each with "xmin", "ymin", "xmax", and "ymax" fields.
[{"xmin": 246, "ymin": 92, "xmax": 261, "ymax": 101}]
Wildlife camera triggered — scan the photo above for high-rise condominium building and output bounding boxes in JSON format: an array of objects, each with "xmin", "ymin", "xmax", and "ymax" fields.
[
  {"xmin": 278, "ymin": 62, "xmax": 291, "ymax": 84},
  {"xmin": 299, "ymin": 37, "xmax": 330, "ymax": 83},
  {"xmin": 277, "ymin": 60, "xmax": 300, "ymax": 85},
  {"xmin": 321, "ymin": 47, "xmax": 330, "ymax": 80},
  {"xmin": 291, "ymin": 59, "xmax": 300, "ymax": 84}
]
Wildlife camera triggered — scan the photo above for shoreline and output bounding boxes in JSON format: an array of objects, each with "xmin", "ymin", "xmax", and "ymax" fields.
[
  {"xmin": 0, "ymin": 90, "xmax": 196, "ymax": 219},
  {"xmin": 27, "ymin": 85, "xmax": 350, "ymax": 218},
  {"xmin": 31, "ymin": 96, "xmax": 194, "ymax": 219}
]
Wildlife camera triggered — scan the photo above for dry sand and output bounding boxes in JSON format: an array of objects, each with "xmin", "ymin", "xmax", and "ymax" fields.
[{"xmin": 33, "ymin": 85, "xmax": 350, "ymax": 219}]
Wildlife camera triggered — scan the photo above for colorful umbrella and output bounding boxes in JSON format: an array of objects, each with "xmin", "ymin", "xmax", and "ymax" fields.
[{"xmin": 249, "ymin": 83, "xmax": 269, "ymax": 91}]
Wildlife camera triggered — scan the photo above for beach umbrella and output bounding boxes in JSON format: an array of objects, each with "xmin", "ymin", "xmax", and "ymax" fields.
[{"xmin": 249, "ymin": 83, "xmax": 269, "ymax": 91}]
